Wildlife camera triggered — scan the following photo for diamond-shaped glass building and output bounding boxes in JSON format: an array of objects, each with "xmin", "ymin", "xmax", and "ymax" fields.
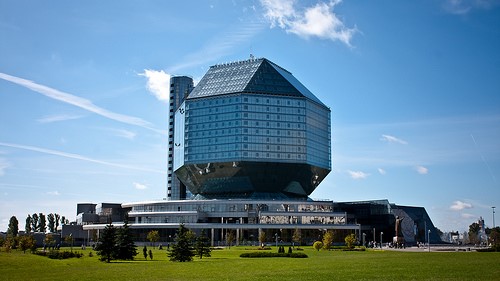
[{"xmin": 173, "ymin": 58, "xmax": 331, "ymax": 199}]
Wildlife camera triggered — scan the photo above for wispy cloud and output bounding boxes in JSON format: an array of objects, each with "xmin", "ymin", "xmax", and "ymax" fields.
[
  {"xmin": 348, "ymin": 170, "xmax": 370, "ymax": 179},
  {"xmin": 47, "ymin": 191, "xmax": 60, "ymax": 196},
  {"xmin": 415, "ymin": 165, "xmax": 428, "ymax": 175},
  {"xmin": 139, "ymin": 70, "xmax": 171, "ymax": 103},
  {"xmin": 168, "ymin": 21, "xmax": 265, "ymax": 72},
  {"xmin": 260, "ymin": 0, "xmax": 356, "ymax": 46},
  {"xmin": 0, "ymin": 142, "xmax": 166, "ymax": 174},
  {"xmin": 37, "ymin": 114, "xmax": 84, "ymax": 123},
  {"xmin": 442, "ymin": 0, "xmax": 500, "ymax": 15},
  {"xmin": 0, "ymin": 158, "xmax": 10, "ymax": 176},
  {"xmin": 133, "ymin": 182, "xmax": 148, "ymax": 190},
  {"xmin": 0, "ymin": 72, "xmax": 165, "ymax": 134},
  {"xmin": 450, "ymin": 200, "xmax": 473, "ymax": 211},
  {"xmin": 104, "ymin": 128, "xmax": 137, "ymax": 140},
  {"xmin": 461, "ymin": 213, "xmax": 476, "ymax": 219},
  {"xmin": 380, "ymin": 134, "xmax": 408, "ymax": 145},
  {"xmin": 378, "ymin": 168, "xmax": 386, "ymax": 175}
]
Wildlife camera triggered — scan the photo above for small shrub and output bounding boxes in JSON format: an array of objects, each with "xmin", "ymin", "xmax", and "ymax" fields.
[
  {"xmin": 89, "ymin": 251, "xmax": 94, "ymax": 257},
  {"xmin": 313, "ymin": 241, "xmax": 323, "ymax": 251}
]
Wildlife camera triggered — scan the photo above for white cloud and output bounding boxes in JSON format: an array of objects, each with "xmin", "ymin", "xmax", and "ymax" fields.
[
  {"xmin": 47, "ymin": 191, "xmax": 60, "ymax": 196},
  {"xmin": 461, "ymin": 213, "xmax": 476, "ymax": 219},
  {"xmin": 260, "ymin": 0, "xmax": 356, "ymax": 46},
  {"xmin": 0, "ymin": 142, "xmax": 166, "ymax": 175},
  {"xmin": 0, "ymin": 158, "xmax": 10, "ymax": 176},
  {"xmin": 378, "ymin": 168, "xmax": 386, "ymax": 175},
  {"xmin": 0, "ymin": 72, "xmax": 164, "ymax": 134},
  {"xmin": 450, "ymin": 200, "xmax": 473, "ymax": 211},
  {"xmin": 348, "ymin": 170, "xmax": 370, "ymax": 179},
  {"xmin": 415, "ymin": 166, "xmax": 428, "ymax": 175},
  {"xmin": 380, "ymin": 134, "xmax": 408, "ymax": 145},
  {"xmin": 37, "ymin": 114, "xmax": 84, "ymax": 123},
  {"xmin": 139, "ymin": 69, "xmax": 171, "ymax": 103},
  {"xmin": 133, "ymin": 182, "xmax": 148, "ymax": 190},
  {"xmin": 442, "ymin": 0, "xmax": 499, "ymax": 15}
]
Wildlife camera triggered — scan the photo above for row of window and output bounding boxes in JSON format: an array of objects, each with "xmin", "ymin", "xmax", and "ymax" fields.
[
  {"xmin": 185, "ymin": 152, "xmax": 306, "ymax": 162},
  {"xmin": 186, "ymin": 129, "xmax": 305, "ymax": 140}
]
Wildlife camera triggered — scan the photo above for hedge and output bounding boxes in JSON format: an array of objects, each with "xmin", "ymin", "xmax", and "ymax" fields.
[{"xmin": 240, "ymin": 252, "xmax": 308, "ymax": 258}]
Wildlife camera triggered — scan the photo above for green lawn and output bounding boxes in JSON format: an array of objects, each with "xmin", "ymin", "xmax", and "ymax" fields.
[{"xmin": 1, "ymin": 247, "xmax": 499, "ymax": 281}]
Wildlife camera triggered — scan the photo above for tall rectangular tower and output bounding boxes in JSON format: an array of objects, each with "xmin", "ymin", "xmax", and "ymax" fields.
[{"xmin": 167, "ymin": 76, "xmax": 193, "ymax": 200}]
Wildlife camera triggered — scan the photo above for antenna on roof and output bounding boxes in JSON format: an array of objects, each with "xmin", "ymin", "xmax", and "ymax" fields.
[{"xmin": 250, "ymin": 53, "xmax": 255, "ymax": 60}]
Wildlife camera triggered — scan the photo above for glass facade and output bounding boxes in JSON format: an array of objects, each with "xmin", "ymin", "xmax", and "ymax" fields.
[{"xmin": 184, "ymin": 94, "xmax": 310, "ymax": 164}]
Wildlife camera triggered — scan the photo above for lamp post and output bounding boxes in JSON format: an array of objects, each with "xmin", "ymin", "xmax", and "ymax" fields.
[
  {"xmin": 380, "ymin": 232, "xmax": 383, "ymax": 248},
  {"xmin": 427, "ymin": 230, "xmax": 431, "ymax": 252},
  {"xmin": 493, "ymin": 207, "xmax": 496, "ymax": 228}
]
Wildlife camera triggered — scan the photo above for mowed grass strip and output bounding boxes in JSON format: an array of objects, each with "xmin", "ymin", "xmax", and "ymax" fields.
[{"xmin": 1, "ymin": 247, "xmax": 499, "ymax": 281}]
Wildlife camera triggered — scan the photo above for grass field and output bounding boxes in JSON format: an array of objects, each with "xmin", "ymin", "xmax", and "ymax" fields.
[{"xmin": 1, "ymin": 247, "xmax": 499, "ymax": 281}]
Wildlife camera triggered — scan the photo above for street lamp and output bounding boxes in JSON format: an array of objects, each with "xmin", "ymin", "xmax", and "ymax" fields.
[
  {"xmin": 69, "ymin": 233, "xmax": 73, "ymax": 252},
  {"xmin": 493, "ymin": 207, "xmax": 496, "ymax": 228},
  {"xmin": 380, "ymin": 232, "xmax": 383, "ymax": 248},
  {"xmin": 427, "ymin": 230, "xmax": 431, "ymax": 252}
]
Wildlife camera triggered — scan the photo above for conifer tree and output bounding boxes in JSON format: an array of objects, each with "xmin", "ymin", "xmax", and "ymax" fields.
[
  {"xmin": 195, "ymin": 229, "xmax": 211, "ymax": 259},
  {"xmin": 7, "ymin": 216, "xmax": 19, "ymax": 237},
  {"xmin": 168, "ymin": 224, "xmax": 194, "ymax": 262},
  {"xmin": 114, "ymin": 218, "xmax": 137, "ymax": 260},
  {"xmin": 95, "ymin": 223, "xmax": 116, "ymax": 262},
  {"xmin": 143, "ymin": 245, "xmax": 148, "ymax": 260}
]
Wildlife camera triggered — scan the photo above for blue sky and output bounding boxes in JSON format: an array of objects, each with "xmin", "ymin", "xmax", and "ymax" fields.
[{"xmin": 1, "ymin": 0, "xmax": 499, "ymax": 233}]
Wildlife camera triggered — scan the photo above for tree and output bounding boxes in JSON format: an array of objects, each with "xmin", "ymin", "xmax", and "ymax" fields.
[
  {"xmin": 44, "ymin": 234, "xmax": 55, "ymax": 248},
  {"xmin": 322, "ymin": 230, "xmax": 335, "ymax": 250},
  {"xmin": 31, "ymin": 213, "xmax": 39, "ymax": 232},
  {"xmin": 195, "ymin": 229, "xmax": 211, "ymax": 259},
  {"xmin": 54, "ymin": 213, "xmax": 60, "ymax": 231},
  {"xmin": 47, "ymin": 213, "xmax": 56, "ymax": 233},
  {"xmin": 345, "ymin": 233, "xmax": 357, "ymax": 249},
  {"xmin": 168, "ymin": 224, "xmax": 195, "ymax": 262},
  {"xmin": 469, "ymin": 222, "xmax": 480, "ymax": 245},
  {"xmin": 226, "ymin": 230, "xmax": 235, "ymax": 248},
  {"xmin": 488, "ymin": 227, "xmax": 500, "ymax": 250},
  {"xmin": 148, "ymin": 249, "xmax": 153, "ymax": 260},
  {"xmin": 18, "ymin": 235, "xmax": 36, "ymax": 253},
  {"xmin": 95, "ymin": 223, "xmax": 116, "ymax": 263},
  {"xmin": 259, "ymin": 231, "xmax": 266, "ymax": 247},
  {"xmin": 25, "ymin": 215, "xmax": 32, "ymax": 234},
  {"xmin": 114, "ymin": 219, "xmax": 137, "ymax": 260},
  {"xmin": 7, "ymin": 216, "xmax": 19, "ymax": 237},
  {"xmin": 147, "ymin": 230, "xmax": 160, "ymax": 247},
  {"xmin": 292, "ymin": 228, "xmax": 302, "ymax": 247},
  {"xmin": 39, "ymin": 213, "xmax": 46, "ymax": 233},
  {"xmin": 143, "ymin": 245, "xmax": 148, "ymax": 260},
  {"xmin": 313, "ymin": 241, "xmax": 323, "ymax": 251},
  {"xmin": 61, "ymin": 216, "xmax": 68, "ymax": 225},
  {"xmin": 64, "ymin": 234, "xmax": 74, "ymax": 250}
]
